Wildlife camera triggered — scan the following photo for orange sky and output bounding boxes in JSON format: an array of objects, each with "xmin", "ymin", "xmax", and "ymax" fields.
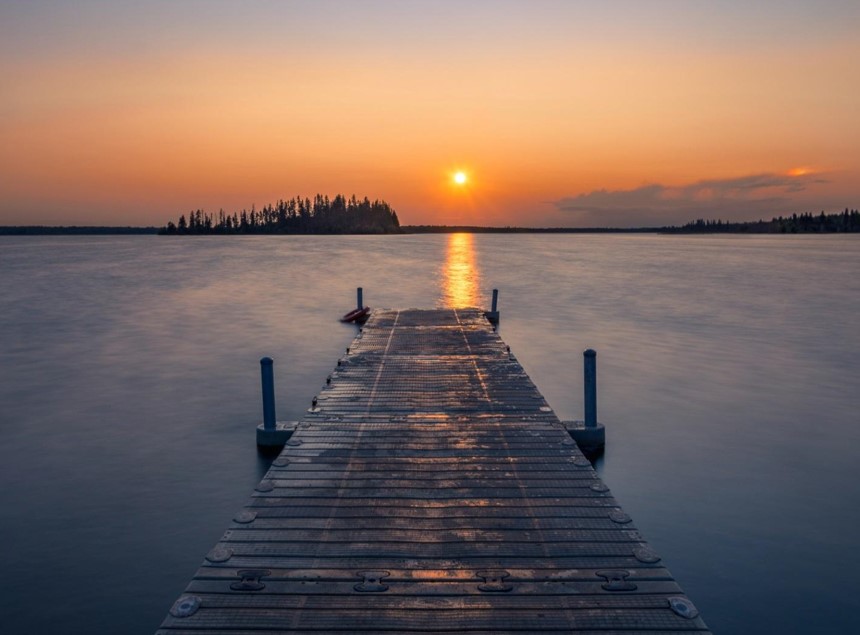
[{"xmin": 1, "ymin": 2, "xmax": 858, "ymax": 227}]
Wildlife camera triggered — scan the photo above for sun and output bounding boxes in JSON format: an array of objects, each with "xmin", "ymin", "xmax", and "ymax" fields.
[{"xmin": 453, "ymin": 171, "xmax": 467, "ymax": 185}]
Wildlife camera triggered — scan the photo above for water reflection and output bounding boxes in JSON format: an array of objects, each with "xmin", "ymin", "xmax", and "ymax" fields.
[{"xmin": 441, "ymin": 233, "xmax": 482, "ymax": 307}]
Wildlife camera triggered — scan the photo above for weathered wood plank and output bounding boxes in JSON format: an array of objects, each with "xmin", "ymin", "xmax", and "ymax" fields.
[
  {"xmin": 160, "ymin": 607, "xmax": 708, "ymax": 631},
  {"xmin": 182, "ymin": 581, "xmax": 689, "ymax": 599},
  {"xmin": 194, "ymin": 566, "xmax": 676, "ymax": 581},
  {"xmin": 219, "ymin": 527, "xmax": 643, "ymax": 543},
  {"xmin": 196, "ymin": 541, "xmax": 647, "ymax": 558},
  {"xmin": 194, "ymin": 555, "xmax": 669, "ymax": 571},
  {"xmin": 227, "ymin": 517, "xmax": 630, "ymax": 530},
  {"xmin": 246, "ymin": 498, "xmax": 620, "ymax": 509}
]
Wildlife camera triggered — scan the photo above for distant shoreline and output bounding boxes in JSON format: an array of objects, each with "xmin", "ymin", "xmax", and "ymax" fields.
[
  {"xmin": 402, "ymin": 225, "xmax": 655, "ymax": 233},
  {"xmin": 0, "ymin": 225, "xmax": 670, "ymax": 235},
  {"xmin": 0, "ymin": 226, "xmax": 159, "ymax": 235},
  {"xmin": 2, "ymin": 209, "xmax": 858, "ymax": 235},
  {"xmin": 2, "ymin": 226, "xmax": 857, "ymax": 235},
  {"xmin": 1, "ymin": 225, "xmax": 653, "ymax": 235}
]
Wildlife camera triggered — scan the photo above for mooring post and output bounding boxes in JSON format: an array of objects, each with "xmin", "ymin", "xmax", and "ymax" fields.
[
  {"xmin": 260, "ymin": 357, "xmax": 276, "ymax": 429},
  {"xmin": 584, "ymin": 349, "xmax": 597, "ymax": 427},
  {"xmin": 485, "ymin": 288, "xmax": 500, "ymax": 324},
  {"xmin": 357, "ymin": 287, "xmax": 363, "ymax": 310},
  {"xmin": 561, "ymin": 348, "xmax": 605, "ymax": 453},
  {"xmin": 256, "ymin": 357, "xmax": 296, "ymax": 449}
]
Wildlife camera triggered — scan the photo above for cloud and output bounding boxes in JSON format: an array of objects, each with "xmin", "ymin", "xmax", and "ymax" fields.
[{"xmin": 553, "ymin": 172, "xmax": 830, "ymax": 227}]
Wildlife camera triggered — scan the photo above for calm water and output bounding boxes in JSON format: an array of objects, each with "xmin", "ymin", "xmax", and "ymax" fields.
[{"xmin": 1, "ymin": 233, "xmax": 858, "ymax": 633}]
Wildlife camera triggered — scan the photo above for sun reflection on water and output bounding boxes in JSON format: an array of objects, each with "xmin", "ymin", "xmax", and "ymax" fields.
[{"xmin": 441, "ymin": 232, "xmax": 482, "ymax": 308}]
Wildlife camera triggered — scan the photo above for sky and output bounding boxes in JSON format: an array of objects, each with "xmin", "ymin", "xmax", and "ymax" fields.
[{"xmin": 1, "ymin": 0, "xmax": 858, "ymax": 228}]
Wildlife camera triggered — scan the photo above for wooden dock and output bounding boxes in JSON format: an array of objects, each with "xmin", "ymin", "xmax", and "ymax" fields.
[{"xmin": 158, "ymin": 308, "xmax": 709, "ymax": 633}]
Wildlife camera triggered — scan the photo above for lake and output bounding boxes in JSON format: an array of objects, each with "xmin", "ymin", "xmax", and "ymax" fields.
[{"xmin": 1, "ymin": 233, "xmax": 858, "ymax": 633}]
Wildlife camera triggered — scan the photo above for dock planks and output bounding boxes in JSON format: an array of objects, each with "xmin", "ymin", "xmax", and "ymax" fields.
[{"xmin": 158, "ymin": 308, "xmax": 709, "ymax": 633}]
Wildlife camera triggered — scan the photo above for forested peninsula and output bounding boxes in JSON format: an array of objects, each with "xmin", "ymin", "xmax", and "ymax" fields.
[
  {"xmin": 158, "ymin": 194, "xmax": 401, "ymax": 235},
  {"xmin": 663, "ymin": 209, "xmax": 860, "ymax": 234},
  {"xmin": 407, "ymin": 209, "xmax": 860, "ymax": 234}
]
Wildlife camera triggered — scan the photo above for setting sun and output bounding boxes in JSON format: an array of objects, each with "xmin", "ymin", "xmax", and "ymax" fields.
[{"xmin": 454, "ymin": 171, "xmax": 467, "ymax": 185}]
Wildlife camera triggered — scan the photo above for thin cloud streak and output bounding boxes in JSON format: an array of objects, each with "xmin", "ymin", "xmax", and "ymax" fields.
[{"xmin": 553, "ymin": 173, "xmax": 831, "ymax": 227}]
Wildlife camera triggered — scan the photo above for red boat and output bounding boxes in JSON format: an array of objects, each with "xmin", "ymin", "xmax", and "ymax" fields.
[{"xmin": 340, "ymin": 306, "xmax": 370, "ymax": 323}]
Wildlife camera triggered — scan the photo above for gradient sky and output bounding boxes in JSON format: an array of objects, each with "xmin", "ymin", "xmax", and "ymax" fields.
[{"xmin": 1, "ymin": 0, "xmax": 858, "ymax": 227}]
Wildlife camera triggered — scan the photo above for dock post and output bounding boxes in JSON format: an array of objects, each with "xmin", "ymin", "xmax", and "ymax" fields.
[
  {"xmin": 562, "ymin": 348, "xmax": 605, "ymax": 454},
  {"xmin": 485, "ymin": 288, "xmax": 500, "ymax": 324},
  {"xmin": 261, "ymin": 357, "xmax": 276, "ymax": 429},
  {"xmin": 584, "ymin": 349, "xmax": 597, "ymax": 427},
  {"xmin": 357, "ymin": 287, "xmax": 363, "ymax": 310},
  {"xmin": 256, "ymin": 357, "xmax": 296, "ymax": 450}
]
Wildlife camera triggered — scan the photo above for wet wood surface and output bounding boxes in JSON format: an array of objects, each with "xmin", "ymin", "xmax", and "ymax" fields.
[{"xmin": 158, "ymin": 308, "xmax": 709, "ymax": 633}]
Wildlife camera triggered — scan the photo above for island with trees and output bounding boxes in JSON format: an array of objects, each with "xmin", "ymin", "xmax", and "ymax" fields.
[{"xmin": 158, "ymin": 194, "xmax": 401, "ymax": 235}]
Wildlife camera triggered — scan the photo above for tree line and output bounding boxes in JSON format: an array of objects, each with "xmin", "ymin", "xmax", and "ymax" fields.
[
  {"xmin": 159, "ymin": 194, "xmax": 401, "ymax": 235},
  {"xmin": 664, "ymin": 209, "xmax": 860, "ymax": 234},
  {"xmin": 0, "ymin": 226, "xmax": 157, "ymax": 235}
]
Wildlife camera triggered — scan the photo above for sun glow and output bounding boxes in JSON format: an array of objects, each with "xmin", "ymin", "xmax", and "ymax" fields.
[
  {"xmin": 453, "ymin": 171, "xmax": 467, "ymax": 185},
  {"xmin": 788, "ymin": 167, "xmax": 815, "ymax": 177}
]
